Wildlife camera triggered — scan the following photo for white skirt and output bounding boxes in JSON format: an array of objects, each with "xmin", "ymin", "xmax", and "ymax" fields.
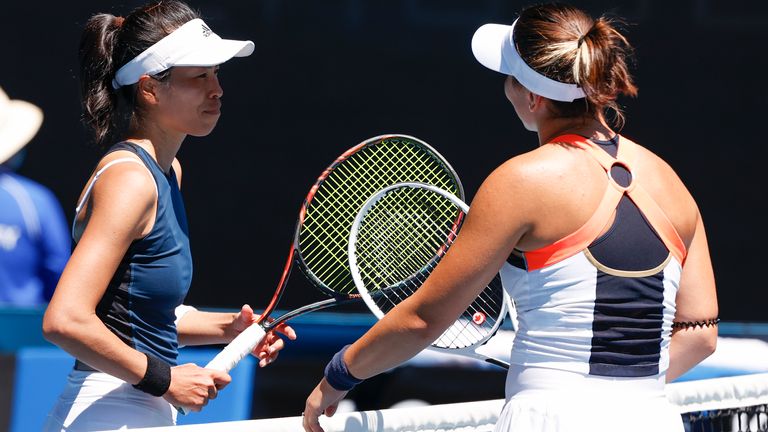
[
  {"xmin": 43, "ymin": 369, "xmax": 176, "ymax": 431},
  {"xmin": 495, "ymin": 365, "xmax": 683, "ymax": 432}
]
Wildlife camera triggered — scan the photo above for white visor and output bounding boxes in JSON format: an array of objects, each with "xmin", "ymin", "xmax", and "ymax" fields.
[
  {"xmin": 112, "ymin": 18, "xmax": 254, "ymax": 89},
  {"xmin": 471, "ymin": 19, "xmax": 586, "ymax": 102}
]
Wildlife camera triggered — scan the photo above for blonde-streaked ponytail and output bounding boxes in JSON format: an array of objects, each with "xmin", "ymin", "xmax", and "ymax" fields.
[{"xmin": 514, "ymin": 4, "xmax": 638, "ymax": 128}]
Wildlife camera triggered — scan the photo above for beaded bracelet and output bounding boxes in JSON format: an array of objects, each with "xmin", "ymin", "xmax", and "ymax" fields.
[{"xmin": 671, "ymin": 318, "xmax": 720, "ymax": 329}]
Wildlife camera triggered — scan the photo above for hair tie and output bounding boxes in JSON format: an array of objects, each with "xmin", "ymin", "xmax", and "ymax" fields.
[{"xmin": 114, "ymin": 16, "xmax": 125, "ymax": 28}]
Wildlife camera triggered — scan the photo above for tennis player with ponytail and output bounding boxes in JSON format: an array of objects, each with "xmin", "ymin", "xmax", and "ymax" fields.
[
  {"xmin": 42, "ymin": 1, "xmax": 294, "ymax": 430},
  {"xmin": 304, "ymin": 4, "xmax": 717, "ymax": 431}
]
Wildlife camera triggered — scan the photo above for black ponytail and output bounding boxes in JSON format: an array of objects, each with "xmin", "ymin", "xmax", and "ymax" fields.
[
  {"xmin": 79, "ymin": 14, "xmax": 126, "ymax": 149},
  {"xmin": 78, "ymin": 1, "xmax": 199, "ymax": 150}
]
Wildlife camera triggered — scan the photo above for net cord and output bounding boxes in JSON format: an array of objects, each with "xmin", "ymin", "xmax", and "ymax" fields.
[
  {"xmin": 116, "ymin": 374, "xmax": 768, "ymax": 432},
  {"xmin": 666, "ymin": 372, "xmax": 768, "ymax": 414}
]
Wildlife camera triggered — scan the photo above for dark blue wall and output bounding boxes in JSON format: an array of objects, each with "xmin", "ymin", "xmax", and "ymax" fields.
[{"xmin": 3, "ymin": 1, "xmax": 766, "ymax": 321}]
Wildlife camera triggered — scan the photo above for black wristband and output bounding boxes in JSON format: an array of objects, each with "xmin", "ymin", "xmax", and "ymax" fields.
[
  {"xmin": 324, "ymin": 345, "xmax": 363, "ymax": 391},
  {"xmin": 132, "ymin": 352, "xmax": 171, "ymax": 397}
]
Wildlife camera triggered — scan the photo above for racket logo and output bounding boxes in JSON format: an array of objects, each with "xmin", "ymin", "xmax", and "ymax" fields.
[{"xmin": 472, "ymin": 311, "xmax": 486, "ymax": 325}]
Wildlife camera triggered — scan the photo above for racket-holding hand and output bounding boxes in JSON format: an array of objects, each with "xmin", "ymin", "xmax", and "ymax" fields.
[
  {"xmin": 227, "ymin": 304, "xmax": 297, "ymax": 367},
  {"xmin": 163, "ymin": 363, "xmax": 231, "ymax": 412},
  {"xmin": 303, "ymin": 378, "xmax": 348, "ymax": 432}
]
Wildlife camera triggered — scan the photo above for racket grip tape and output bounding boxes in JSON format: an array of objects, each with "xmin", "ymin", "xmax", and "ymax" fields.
[
  {"xmin": 177, "ymin": 324, "xmax": 267, "ymax": 416},
  {"xmin": 206, "ymin": 324, "xmax": 267, "ymax": 371}
]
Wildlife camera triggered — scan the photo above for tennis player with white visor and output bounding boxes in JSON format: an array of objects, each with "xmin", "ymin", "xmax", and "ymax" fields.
[
  {"xmin": 43, "ymin": 2, "xmax": 295, "ymax": 430},
  {"xmin": 303, "ymin": 4, "xmax": 718, "ymax": 432}
]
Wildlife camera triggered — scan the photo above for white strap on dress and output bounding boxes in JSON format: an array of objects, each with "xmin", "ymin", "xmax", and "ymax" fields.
[{"xmin": 74, "ymin": 158, "xmax": 158, "ymax": 215}]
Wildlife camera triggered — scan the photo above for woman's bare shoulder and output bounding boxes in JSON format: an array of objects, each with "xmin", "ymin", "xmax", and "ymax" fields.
[
  {"xmin": 87, "ymin": 151, "xmax": 157, "ymax": 218},
  {"xmin": 629, "ymin": 141, "xmax": 700, "ymax": 246},
  {"xmin": 474, "ymin": 146, "xmax": 580, "ymax": 218}
]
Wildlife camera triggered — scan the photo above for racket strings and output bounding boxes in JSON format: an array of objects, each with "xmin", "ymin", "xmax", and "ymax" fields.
[
  {"xmin": 355, "ymin": 193, "xmax": 454, "ymax": 304},
  {"xmin": 299, "ymin": 138, "xmax": 461, "ymax": 295},
  {"xmin": 358, "ymin": 216, "xmax": 442, "ymax": 305},
  {"xmin": 356, "ymin": 188, "xmax": 458, "ymax": 289},
  {"xmin": 367, "ymin": 197, "xmax": 451, "ymax": 274},
  {"xmin": 434, "ymin": 277, "xmax": 506, "ymax": 349},
  {"xmin": 304, "ymin": 143, "xmax": 430, "ymax": 260},
  {"xmin": 362, "ymin": 227, "xmax": 503, "ymax": 349},
  {"xmin": 353, "ymin": 187, "xmax": 505, "ymax": 349}
]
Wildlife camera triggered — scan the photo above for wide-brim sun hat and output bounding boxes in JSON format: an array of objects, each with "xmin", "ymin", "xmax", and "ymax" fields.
[
  {"xmin": 112, "ymin": 18, "xmax": 255, "ymax": 89},
  {"xmin": 0, "ymin": 87, "xmax": 43, "ymax": 164},
  {"xmin": 471, "ymin": 20, "xmax": 585, "ymax": 102}
]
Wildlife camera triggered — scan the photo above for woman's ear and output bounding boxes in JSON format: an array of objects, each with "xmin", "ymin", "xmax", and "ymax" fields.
[
  {"xmin": 136, "ymin": 75, "xmax": 161, "ymax": 106},
  {"xmin": 527, "ymin": 91, "xmax": 542, "ymax": 112}
]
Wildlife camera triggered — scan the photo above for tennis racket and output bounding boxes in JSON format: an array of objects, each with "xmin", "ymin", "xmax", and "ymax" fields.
[
  {"xmin": 349, "ymin": 182, "xmax": 512, "ymax": 369},
  {"xmin": 182, "ymin": 135, "xmax": 463, "ymax": 413}
]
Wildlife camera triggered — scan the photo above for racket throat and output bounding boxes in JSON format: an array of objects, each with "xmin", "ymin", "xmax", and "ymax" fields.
[
  {"xmin": 267, "ymin": 297, "xmax": 359, "ymax": 329},
  {"xmin": 260, "ymin": 244, "xmax": 298, "ymax": 324}
]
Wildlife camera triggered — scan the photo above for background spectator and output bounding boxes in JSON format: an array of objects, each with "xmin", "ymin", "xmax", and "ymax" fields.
[{"xmin": 0, "ymin": 86, "xmax": 70, "ymax": 306}]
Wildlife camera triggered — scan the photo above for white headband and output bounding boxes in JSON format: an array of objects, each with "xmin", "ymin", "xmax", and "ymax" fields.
[
  {"xmin": 112, "ymin": 18, "xmax": 254, "ymax": 89},
  {"xmin": 471, "ymin": 19, "xmax": 586, "ymax": 102}
]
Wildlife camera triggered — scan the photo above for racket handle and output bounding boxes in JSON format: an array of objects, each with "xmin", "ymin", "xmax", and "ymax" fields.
[
  {"xmin": 206, "ymin": 324, "xmax": 267, "ymax": 371},
  {"xmin": 177, "ymin": 324, "xmax": 267, "ymax": 415}
]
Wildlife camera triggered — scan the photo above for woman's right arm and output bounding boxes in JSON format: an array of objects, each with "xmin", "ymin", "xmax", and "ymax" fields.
[{"xmin": 42, "ymin": 162, "xmax": 229, "ymax": 411}]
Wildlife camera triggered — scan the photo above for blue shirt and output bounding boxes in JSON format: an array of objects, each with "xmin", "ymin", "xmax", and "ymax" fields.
[{"xmin": 0, "ymin": 167, "xmax": 70, "ymax": 306}]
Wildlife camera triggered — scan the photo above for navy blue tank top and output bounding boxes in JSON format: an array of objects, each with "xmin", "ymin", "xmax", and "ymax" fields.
[{"xmin": 75, "ymin": 142, "xmax": 192, "ymax": 365}]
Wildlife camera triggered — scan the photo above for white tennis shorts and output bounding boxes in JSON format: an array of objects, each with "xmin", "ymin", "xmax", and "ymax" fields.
[{"xmin": 42, "ymin": 370, "xmax": 176, "ymax": 431}]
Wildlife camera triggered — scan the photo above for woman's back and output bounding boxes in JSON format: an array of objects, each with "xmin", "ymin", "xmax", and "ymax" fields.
[
  {"xmin": 499, "ymin": 134, "xmax": 689, "ymax": 374},
  {"xmin": 494, "ymin": 135, "xmax": 695, "ymax": 431},
  {"xmin": 506, "ymin": 137, "xmax": 698, "ymax": 254}
]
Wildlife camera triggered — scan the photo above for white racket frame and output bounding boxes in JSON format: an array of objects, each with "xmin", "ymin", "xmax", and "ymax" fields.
[{"xmin": 349, "ymin": 182, "xmax": 514, "ymax": 362}]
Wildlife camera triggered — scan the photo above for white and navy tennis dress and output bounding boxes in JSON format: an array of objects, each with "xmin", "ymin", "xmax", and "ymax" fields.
[{"xmin": 496, "ymin": 135, "xmax": 687, "ymax": 432}]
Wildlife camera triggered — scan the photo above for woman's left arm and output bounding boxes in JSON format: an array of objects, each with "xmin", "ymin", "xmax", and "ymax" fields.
[
  {"xmin": 666, "ymin": 214, "xmax": 718, "ymax": 382},
  {"xmin": 176, "ymin": 305, "xmax": 296, "ymax": 367}
]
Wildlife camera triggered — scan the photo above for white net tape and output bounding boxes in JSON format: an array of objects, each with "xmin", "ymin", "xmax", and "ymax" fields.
[
  {"xmin": 667, "ymin": 372, "xmax": 768, "ymax": 414},
  {"xmin": 103, "ymin": 373, "xmax": 768, "ymax": 432}
]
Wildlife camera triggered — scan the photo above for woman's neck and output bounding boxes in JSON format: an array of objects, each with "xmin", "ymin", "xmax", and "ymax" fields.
[
  {"xmin": 536, "ymin": 115, "xmax": 615, "ymax": 146},
  {"xmin": 125, "ymin": 127, "xmax": 185, "ymax": 174}
]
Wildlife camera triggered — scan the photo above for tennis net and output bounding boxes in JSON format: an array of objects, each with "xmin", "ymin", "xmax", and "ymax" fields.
[
  {"xmin": 109, "ymin": 372, "xmax": 768, "ymax": 431},
  {"xmin": 669, "ymin": 373, "xmax": 768, "ymax": 432}
]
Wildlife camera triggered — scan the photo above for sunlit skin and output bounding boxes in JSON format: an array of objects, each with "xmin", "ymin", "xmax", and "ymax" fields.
[
  {"xmin": 123, "ymin": 66, "xmax": 224, "ymax": 172},
  {"xmin": 153, "ymin": 66, "xmax": 224, "ymax": 138},
  {"xmin": 43, "ymin": 64, "xmax": 296, "ymax": 414},
  {"xmin": 504, "ymin": 76, "xmax": 536, "ymax": 131},
  {"xmin": 302, "ymin": 76, "xmax": 716, "ymax": 432}
]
